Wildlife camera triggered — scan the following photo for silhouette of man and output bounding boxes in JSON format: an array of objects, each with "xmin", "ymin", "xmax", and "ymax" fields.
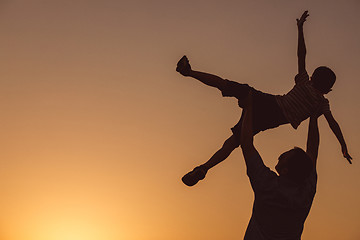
[{"xmin": 240, "ymin": 92, "xmax": 320, "ymax": 239}]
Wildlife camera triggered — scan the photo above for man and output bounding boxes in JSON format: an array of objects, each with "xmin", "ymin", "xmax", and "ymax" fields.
[{"xmin": 240, "ymin": 91, "xmax": 320, "ymax": 240}]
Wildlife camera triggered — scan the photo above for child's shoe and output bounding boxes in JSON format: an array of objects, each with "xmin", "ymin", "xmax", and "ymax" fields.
[
  {"xmin": 176, "ymin": 55, "xmax": 192, "ymax": 76},
  {"xmin": 182, "ymin": 165, "xmax": 208, "ymax": 186}
]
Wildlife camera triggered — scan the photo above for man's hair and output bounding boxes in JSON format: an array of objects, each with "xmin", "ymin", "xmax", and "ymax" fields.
[
  {"xmin": 311, "ymin": 66, "xmax": 336, "ymax": 94},
  {"xmin": 287, "ymin": 147, "xmax": 314, "ymax": 183}
]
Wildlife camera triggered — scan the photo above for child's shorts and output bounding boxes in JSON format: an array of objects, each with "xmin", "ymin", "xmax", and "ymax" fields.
[{"xmin": 220, "ymin": 79, "xmax": 289, "ymax": 146}]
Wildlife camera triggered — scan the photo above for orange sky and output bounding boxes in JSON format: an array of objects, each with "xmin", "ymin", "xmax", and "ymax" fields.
[{"xmin": 0, "ymin": 1, "xmax": 359, "ymax": 240}]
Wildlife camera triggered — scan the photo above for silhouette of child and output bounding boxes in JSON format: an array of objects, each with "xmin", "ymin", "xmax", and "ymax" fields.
[{"xmin": 176, "ymin": 11, "xmax": 352, "ymax": 187}]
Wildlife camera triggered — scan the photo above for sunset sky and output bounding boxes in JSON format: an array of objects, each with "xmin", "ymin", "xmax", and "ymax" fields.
[{"xmin": 0, "ymin": 1, "xmax": 359, "ymax": 239}]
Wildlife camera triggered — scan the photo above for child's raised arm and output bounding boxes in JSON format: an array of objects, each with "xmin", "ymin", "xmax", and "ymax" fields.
[
  {"xmin": 323, "ymin": 111, "xmax": 352, "ymax": 164},
  {"xmin": 297, "ymin": 11, "xmax": 309, "ymax": 74}
]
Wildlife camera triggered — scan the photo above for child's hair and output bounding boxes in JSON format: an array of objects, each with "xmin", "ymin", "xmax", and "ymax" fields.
[
  {"xmin": 311, "ymin": 66, "xmax": 336, "ymax": 94},
  {"xmin": 287, "ymin": 147, "xmax": 314, "ymax": 183}
]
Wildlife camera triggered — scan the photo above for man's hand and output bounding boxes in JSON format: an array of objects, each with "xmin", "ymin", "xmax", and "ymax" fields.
[
  {"xmin": 240, "ymin": 91, "xmax": 254, "ymax": 148},
  {"xmin": 297, "ymin": 10, "xmax": 309, "ymax": 28},
  {"xmin": 243, "ymin": 90, "xmax": 253, "ymax": 111}
]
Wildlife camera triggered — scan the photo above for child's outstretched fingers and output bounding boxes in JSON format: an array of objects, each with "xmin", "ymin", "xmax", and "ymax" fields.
[
  {"xmin": 341, "ymin": 144, "xmax": 352, "ymax": 164},
  {"xmin": 343, "ymin": 151, "xmax": 353, "ymax": 164},
  {"xmin": 297, "ymin": 10, "xmax": 309, "ymax": 27}
]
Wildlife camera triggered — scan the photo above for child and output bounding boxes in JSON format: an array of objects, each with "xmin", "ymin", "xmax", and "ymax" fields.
[{"xmin": 176, "ymin": 11, "xmax": 352, "ymax": 187}]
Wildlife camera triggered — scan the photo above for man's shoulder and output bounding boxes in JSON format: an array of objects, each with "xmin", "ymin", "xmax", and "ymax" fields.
[{"xmin": 247, "ymin": 154, "xmax": 278, "ymax": 189}]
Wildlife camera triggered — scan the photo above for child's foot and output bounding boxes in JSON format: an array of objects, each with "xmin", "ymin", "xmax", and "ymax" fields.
[
  {"xmin": 176, "ymin": 55, "xmax": 192, "ymax": 76},
  {"xmin": 182, "ymin": 165, "xmax": 208, "ymax": 186}
]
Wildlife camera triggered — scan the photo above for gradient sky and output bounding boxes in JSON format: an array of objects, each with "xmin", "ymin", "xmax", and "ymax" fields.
[{"xmin": 0, "ymin": 1, "xmax": 359, "ymax": 240}]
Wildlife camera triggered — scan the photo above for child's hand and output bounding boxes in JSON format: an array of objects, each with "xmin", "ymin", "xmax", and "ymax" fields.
[
  {"xmin": 342, "ymin": 145, "xmax": 352, "ymax": 164},
  {"xmin": 297, "ymin": 10, "xmax": 309, "ymax": 28}
]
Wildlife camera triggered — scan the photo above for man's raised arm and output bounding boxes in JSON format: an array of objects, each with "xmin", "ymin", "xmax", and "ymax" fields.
[
  {"xmin": 240, "ymin": 92, "xmax": 270, "ymax": 189},
  {"xmin": 306, "ymin": 115, "xmax": 320, "ymax": 169},
  {"xmin": 240, "ymin": 92, "xmax": 266, "ymax": 175},
  {"xmin": 240, "ymin": 91, "xmax": 257, "ymax": 160},
  {"xmin": 297, "ymin": 11, "xmax": 309, "ymax": 74}
]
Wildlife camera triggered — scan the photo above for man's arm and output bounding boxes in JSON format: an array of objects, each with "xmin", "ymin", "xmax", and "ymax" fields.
[
  {"xmin": 323, "ymin": 111, "xmax": 352, "ymax": 164},
  {"xmin": 297, "ymin": 11, "xmax": 309, "ymax": 74},
  {"xmin": 306, "ymin": 115, "xmax": 320, "ymax": 169},
  {"xmin": 240, "ymin": 92, "xmax": 273, "ymax": 194},
  {"xmin": 240, "ymin": 91, "xmax": 258, "ymax": 160},
  {"xmin": 240, "ymin": 92, "xmax": 265, "ymax": 175}
]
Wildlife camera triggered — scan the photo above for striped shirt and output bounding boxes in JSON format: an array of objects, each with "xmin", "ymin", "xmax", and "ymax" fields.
[{"xmin": 276, "ymin": 71, "xmax": 331, "ymax": 129}]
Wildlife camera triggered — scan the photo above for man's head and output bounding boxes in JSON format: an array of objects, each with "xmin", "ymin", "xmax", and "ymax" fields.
[
  {"xmin": 311, "ymin": 66, "xmax": 336, "ymax": 94},
  {"xmin": 275, "ymin": 147, "xmax": 314, "ymax": 183}
]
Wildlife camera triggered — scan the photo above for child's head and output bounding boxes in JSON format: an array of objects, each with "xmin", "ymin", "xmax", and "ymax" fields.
[{"xmin": 311, "ymin": 66, "xmax": 336, "ymax": 94}]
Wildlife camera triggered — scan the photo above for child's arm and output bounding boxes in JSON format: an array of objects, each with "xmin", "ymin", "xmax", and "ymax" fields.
[
  {"xmin": 323, "ymin": 111, "xmax": 352, "ymax": 164},
  {"xmin": 296, "ymin": 11, "xmax": 309, "ymax": 74}
]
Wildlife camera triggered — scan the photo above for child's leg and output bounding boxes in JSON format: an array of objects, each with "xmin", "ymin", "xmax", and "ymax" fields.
[
  {"xmin": 182, "ymin": 135, "xmax": 239, "ymax": 186},
  {"xmin": 177, "ymin": 55, "xmax": 227, "ymax": 90},
  {"xmin": 177, "ymin": 56, "xmax": 252, "ymax": 103},
  {"xmin": 202, "ymin": 134, "xmax": 239, "ymax": 170},
  {"xmin": 188, "ymin": 70, "xmax": 227, "ymax": 90}
]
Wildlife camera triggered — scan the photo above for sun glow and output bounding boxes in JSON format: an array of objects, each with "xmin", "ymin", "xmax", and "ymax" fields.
[
  {"xmin": 1, "ymin": 206, "xmax": 125, "ymax": 240},
  {"xmin": 37, "ymin": 218, "xmax": 104, "ymax": 240}
]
